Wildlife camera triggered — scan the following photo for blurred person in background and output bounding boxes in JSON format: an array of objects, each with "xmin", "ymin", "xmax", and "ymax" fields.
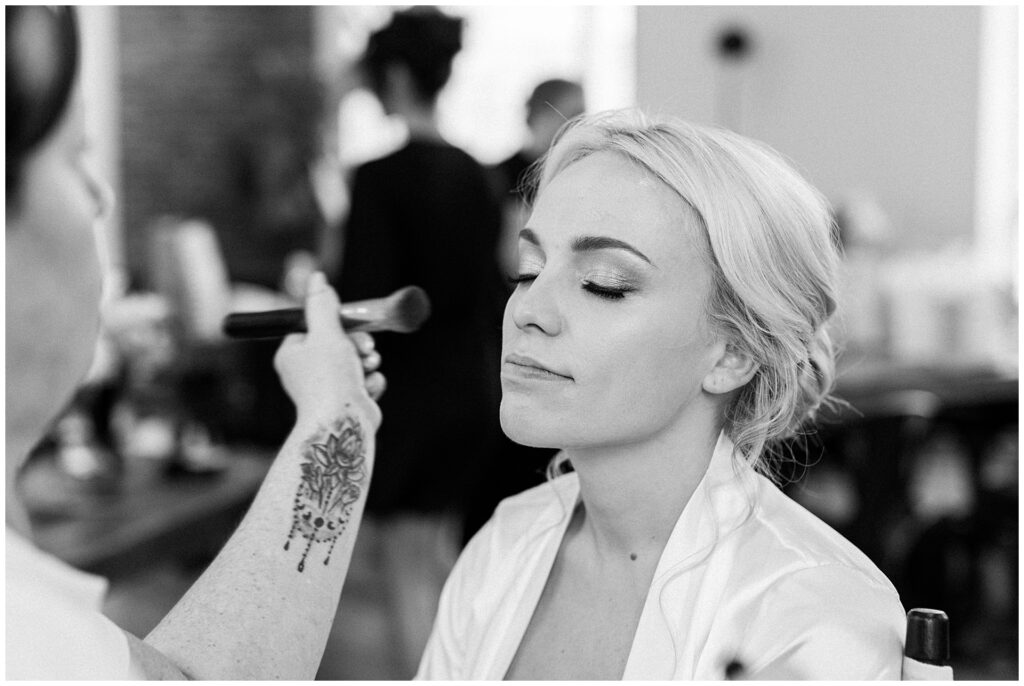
[
  {"xmin": 462, "ymin": 79, "xmax": 587, "ymax": 544},
  {"xmin": 331, "ymin": 6, "xmax": 504, "ymax": 677},
  {"xmin": 491, "ymin": 78, "xmax": 586, "ymax": 274},
  {"xmin": 492, "ymin": 78, "xmax": 586, "ymax": 207},
  {"xmin": 416, "ymin": 110, "xmax": 907, "ymax": 679},
  {"xmin": 6, "ymin": 6, "xmax": 384, "ymax": 679}
]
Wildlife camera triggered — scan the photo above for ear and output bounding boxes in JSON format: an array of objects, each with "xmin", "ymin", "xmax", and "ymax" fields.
[{"xmin": 702, "ymin": 342, "xmax": 759, "ymax": 395}]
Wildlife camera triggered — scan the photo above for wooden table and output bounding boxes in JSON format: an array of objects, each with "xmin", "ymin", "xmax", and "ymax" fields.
[{"xmin": 20, "ymin": 448, "xmax": 273, "ymax": 577}]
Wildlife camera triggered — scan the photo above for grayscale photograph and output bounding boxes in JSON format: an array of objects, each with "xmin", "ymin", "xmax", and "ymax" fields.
[{"xmin": 6, "ymin": 4, "xmax": 1018, "ymax": 680}]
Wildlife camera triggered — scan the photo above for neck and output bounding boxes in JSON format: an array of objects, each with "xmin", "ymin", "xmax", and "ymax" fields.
[
  {"xmin": 397, "ymin": 101, "xmax": 442, "ymax": 142},
  {"xmin": 566, "ymin": 410, "xmax": 724, "ymax": 562}
]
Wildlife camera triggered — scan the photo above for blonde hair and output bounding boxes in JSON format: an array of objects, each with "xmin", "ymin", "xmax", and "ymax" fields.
[{"xmin": 536, "ymin": 110, "xmax": 839, "ymax": 480}]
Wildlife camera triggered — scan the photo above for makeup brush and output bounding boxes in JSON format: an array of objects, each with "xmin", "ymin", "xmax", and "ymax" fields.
[{"xmin": 223, "ymin": 285, "xmax": 431, "ymax": 339}]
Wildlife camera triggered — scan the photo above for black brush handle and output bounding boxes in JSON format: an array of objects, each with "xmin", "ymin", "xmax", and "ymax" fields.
[
  {"xmin": 223, "ymin": 309, "xmax": 378, "ymax": 339},
  {"xmin": 223, "ymin": 310, "xmax": 308, "ymax": 339},
  {"xmin": 223, "ymin": 286, "xmax": 429, "ymax": 339}
]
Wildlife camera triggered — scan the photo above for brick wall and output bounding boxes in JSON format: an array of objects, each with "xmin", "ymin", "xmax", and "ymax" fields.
[{"xmin": 119, "ymin": 6, "xmax": 320, "ymax": 287}]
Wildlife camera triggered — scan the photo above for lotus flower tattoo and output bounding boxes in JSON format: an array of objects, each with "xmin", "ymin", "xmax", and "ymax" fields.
[{"xmin": 285, "ymin": 418, "xmax": 367, "ymax": 572}]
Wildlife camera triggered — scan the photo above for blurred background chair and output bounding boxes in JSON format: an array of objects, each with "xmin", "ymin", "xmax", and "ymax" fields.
[{"xmin": 788, "ymin": 366, "xmax": 1018, "ymax": 678}]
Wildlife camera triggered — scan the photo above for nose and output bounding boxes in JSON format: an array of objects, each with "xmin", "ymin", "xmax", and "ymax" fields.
[{"xmin": 509, "ymin": 273, "xmax": 562, "ymax": 336}]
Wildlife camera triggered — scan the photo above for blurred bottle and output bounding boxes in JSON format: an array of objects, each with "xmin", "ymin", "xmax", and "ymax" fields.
[
  {"xmin": 171, "ymin": 420, "xmax": 228, "ymax": 475},
  {"xmin": 150, "ymin": 217, "xmax": 232, "ymax": 343},
  {"xmin": 104, "ymin": 293, "xmax": 181, "ymax": 464},
  {"xmin": 54, "ymin": 408, "xmax": 119, "ymax": 487}
]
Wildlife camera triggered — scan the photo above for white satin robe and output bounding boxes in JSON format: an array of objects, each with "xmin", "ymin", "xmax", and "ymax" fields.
[{"xmin": 416, "ymin": 432, "xmax": 906, "ymax": 679}]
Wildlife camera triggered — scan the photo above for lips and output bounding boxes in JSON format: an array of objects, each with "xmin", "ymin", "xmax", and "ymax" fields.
[{"xmin": 503, "ymin": 353, "xmax": 574, "ymax": 381}]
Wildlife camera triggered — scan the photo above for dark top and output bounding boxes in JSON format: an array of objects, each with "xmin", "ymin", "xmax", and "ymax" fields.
[{"xmin": 337, "ymin": 139, "xmax": 504, "ymax": 515}]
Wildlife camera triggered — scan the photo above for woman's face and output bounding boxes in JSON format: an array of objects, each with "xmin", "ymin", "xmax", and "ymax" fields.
[
  {"xmin": 6, "ymin": 89, "xmax": 110, "ymax": 447},
  {"xmin": 500, "ymin": 151, "xmax": 726, "ymax": 450}
]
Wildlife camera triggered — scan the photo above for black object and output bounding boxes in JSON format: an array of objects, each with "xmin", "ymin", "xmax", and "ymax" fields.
[
  {"xmin": 717, "ymin": 25, "xmax": 752, "ymax": 61},
  {"xmin": 905, "ymin": 608, "xmax": 950, "ymax": 666},
  {"xmin": 224, "ymin": 309, "xmax": 309, "ymax": 339},
  {"xmin": 724, "ymin": 658, "xmax": 746, "ymax": 679},
  {"xmin": 336, "ymin": 138, "xmax": 503, "ymax": 517},
  {"xmin": 223, "ymin": 285, "xmax": 431, "ymax": 339},
  {"xmin": 362, "ymin": 8, "xmax": 463, "ymax": 101}
]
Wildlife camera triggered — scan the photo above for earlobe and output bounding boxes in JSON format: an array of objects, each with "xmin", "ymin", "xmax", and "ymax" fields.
[{"xmin": 702, "ymin": 343, "xmax": 759, "ymax": 395}]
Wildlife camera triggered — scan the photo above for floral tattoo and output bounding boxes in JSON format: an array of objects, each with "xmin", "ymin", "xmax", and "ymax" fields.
[{"xmin": 284, "ymin": 417, "xmax": 367, "ymax": 572}]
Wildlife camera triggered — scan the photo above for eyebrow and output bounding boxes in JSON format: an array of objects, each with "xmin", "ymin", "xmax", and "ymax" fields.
[{"xmin": 519, "ymin": 228, "xmax": 655, "ymax": 266}]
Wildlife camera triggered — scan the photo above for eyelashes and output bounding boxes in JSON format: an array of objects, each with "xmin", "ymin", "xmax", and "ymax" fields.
[
  {"xmin": 508, "ymin": 273, "xmax": 635, "ymax": 301},
  {"xmin": 583, "ymin": 281, "xmax": 631, "ymax": 300}
]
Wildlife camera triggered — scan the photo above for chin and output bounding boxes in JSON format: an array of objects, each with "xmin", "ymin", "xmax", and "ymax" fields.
[
  {"xmin": 499, "ymin": 401, "xmax": 563, "ymax": 449},
  {"xmin": 501, "ymin": 425, "xmax": 555, "ymax": 449},
  {"xmin": 497, "ymin": 403, "xmax": 548, "ymax": 450}
]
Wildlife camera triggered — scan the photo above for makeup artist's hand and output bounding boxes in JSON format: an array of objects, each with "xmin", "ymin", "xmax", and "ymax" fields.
[
  {"xmin": 348, "ymin": 331, "xmax": 386, "ymax": 401},
  {"xmin": 275, "ymin": 272, "xmax": 383, "ymax": 429}
]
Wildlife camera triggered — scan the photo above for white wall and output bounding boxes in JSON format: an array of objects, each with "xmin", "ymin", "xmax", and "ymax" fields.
[
  {"xmin": 442, "ymin": 5, "xmax": 636, "ymax": 163},
  {"xmin": 636, "ymin": 5, "xmax": 981, "ymax": 252}
]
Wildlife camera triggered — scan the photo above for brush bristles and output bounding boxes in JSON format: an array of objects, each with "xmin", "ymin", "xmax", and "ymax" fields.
[{"xmin": 390, "ymin": 286, "xmax": 432, "ymax": 333}]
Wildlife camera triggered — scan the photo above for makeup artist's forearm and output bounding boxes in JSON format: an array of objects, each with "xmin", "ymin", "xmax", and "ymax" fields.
[{"xmin": 142, "ymin": 410, "xmax": 375, "ymax": 680}]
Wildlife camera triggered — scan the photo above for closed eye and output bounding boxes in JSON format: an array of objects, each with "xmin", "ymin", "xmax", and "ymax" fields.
[{"xmin": 583, "ymin": 281, "xmax": 632, "ymax": 300}]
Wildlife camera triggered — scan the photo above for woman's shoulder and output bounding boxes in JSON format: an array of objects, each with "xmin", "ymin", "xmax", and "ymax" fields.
[
  {"xmin": 726, "ymin": 559, "xmax": 907, "ymax": 678},
  {"xmin": 707, "ymin": 476, "xmax": 906, "ymax": 677},
  {"xmin": 744, "ymin": 472, "xmax": 898, "ymax": 595}
]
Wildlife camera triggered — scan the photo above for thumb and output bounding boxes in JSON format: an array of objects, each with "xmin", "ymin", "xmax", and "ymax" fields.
[{"xmin": 304, "ymin": 271, "xmax": 343, "ymax": 337}]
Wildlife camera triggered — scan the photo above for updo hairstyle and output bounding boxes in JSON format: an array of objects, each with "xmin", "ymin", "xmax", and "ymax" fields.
[
  {"xmin": 361, "ymin": 7, "xmax": 463, "ymax": 103},
  {"xmin": 537, "ymin": 110, "xmax": 840, "ymax": 479}
]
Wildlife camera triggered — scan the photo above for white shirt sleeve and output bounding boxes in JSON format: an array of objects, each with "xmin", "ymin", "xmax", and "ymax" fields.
[
  {"xmin": 6, "ymin": 532, "xmax": 133, "ymax": 680},
  {"xmin": 738, "ymin": 564, "xmax": 907, "ymax": 679}
]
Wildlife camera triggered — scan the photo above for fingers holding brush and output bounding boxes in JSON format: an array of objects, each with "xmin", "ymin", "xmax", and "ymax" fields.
[
  {"xmin": 348, "ymin": 331, "xmax": 385, "ymax": 399},
  {"xmin": 364, "ymin": 371, "xmax": 387, "ymax": 402},
  {"xmin": 348, "ymin": 331, "xmax": 381, "ymax": 373},
  {"xmin": 274, "ymin": 272, "xmax": 381, "ymax": 428}
]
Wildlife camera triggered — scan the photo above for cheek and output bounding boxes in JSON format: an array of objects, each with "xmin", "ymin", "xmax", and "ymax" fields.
[
  {"xmin": 610, "ymin": 341, "xmax": 708, "ymax": 414},
  {"xmin": 21, "ymin": 159, "xmax": 104, "ymax": 286},
  {"xmin": 500, "ymin": 291, "xmax": 718, "ymax": 447},
  {"xmin": 45, "ymin": 192, "xmax": 103, "ymax": 290},
  {"xmin": 583, "ymin": 327, "xmax": 700, "ymax": 407},
  {"xmin": 20, "ymin": 176, "xmax": 104, "ymax": 345},
  {"xmin": 569, "ymin": 314, "xmax": 715, "ymax": 435},
  {"xmin": 27, "ymin": 151, "xmax": 98, "ymax": 222}
]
